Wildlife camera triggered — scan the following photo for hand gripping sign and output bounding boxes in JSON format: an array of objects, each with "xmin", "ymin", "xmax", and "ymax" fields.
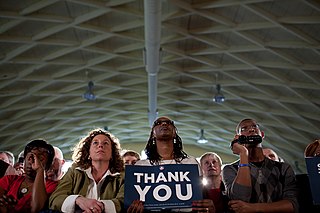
[{"xmin": 124, "ymin": 164, "xmax": 203, "ymax": 211}]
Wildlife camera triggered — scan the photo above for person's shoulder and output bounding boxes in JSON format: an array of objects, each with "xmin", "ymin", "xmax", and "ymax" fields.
[
  {"xmin": 276, "ymin": 160, "xmax": 294, "ymax": 171},
  {"xmin": 69, "ymin": 163, "xmax": 88, "ymax": 172},
  {"xmin": 108, "ymin": 171, "xmax": 125, "ymax": 183},
  {"xmin": 181, "ymin": 156, "xmax": 198, "ymax": 164},
  {"xmin": 63, "ymin": 164, "xmax": 86, "ymax": 177},
  {"xmin": 265, "ymin": 157, "xmax": 289, "ymax": 167},
  {"xmin": 0, "ymin": 175, "xmax": 24, "ymax": 186},
  {"xmin": 134, "ymin": 159, "xmax": 151, "ymax": 166},
  {"xmin": 222, "ymin": 160, "xmax": 240, "ymax": 171},
  {"xmin": 70, "ymin": 163, "xmax": 80, "ymax": 169},
  {"xmin": 265, "ymin": 158, "xmax": 294, "ymax": 173},
  {"xmin": 0, "ymin": 174, "xmax": 13, "ymax": 181},
  {"xmin": 7, "ymin": 174, "xmax": 23, "ymax": 180},
  {"xmin": 46, "ymin": 179, "xmax": 59, "ymax": 187},
  {"xmin": 278, "ymin": 161, "xmax": 291, "ymax": 167},
  {"xmin": 119, "ymin": 171, "xmax": 125, "ymax": 178},
  {"xmin": 224, "ymin": 160, "xmax": 240, "ymax": 167}
]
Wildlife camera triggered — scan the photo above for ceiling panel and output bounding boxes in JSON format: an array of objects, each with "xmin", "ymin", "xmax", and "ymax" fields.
[{"xmin": 0, "ymin": 0, "xmax": 319, "ymax": 173}]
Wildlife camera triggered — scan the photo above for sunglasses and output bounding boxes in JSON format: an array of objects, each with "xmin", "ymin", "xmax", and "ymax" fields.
[{"xmin": 153, "ymin": 119, "xmax": 174, "ymax": 127}]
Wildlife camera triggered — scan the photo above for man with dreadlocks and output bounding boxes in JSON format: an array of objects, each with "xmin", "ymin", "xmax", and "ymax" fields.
[{"xmin": 127, "ymin": 116, "xmax": 215, "ymax": 213}]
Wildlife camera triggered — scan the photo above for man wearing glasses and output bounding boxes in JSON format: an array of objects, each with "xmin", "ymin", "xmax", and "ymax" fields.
[{"xmin": 222, "ymin": 118, "xmax": 298, "ymax": 213}]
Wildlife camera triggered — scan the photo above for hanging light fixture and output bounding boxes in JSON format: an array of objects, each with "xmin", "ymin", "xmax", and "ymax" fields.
[
  {"xmin": 83, "ymin": 81, "xmax": 96, "ymax": 101},
  {"xmin": 197, "ymin": 129, "xmax": 208, "ymax": 144},
  {"xmin": 213, "ymin": 84, "xmax": 225, "ymax": 103},
  {"xmin": 213, "ymin": 73, "xmax": 225, "ymax": 103}
]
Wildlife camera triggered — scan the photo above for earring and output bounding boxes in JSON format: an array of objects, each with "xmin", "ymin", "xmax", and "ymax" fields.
[
  {"xmin": 173, "ymin": 138, "xmax": 176, "ymax": 144},
  {"xmin": 152, "ymin": 137, "xmax": 156, "ymax": 145},
  {"xmin": 88, "ymin": 155, "xmax": 91, "ymax": 160}
]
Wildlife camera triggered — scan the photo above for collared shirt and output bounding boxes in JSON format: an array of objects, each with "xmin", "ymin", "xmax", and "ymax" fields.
[{"xmin": 61, "ymin": 167, "xmax": 117, "ymax": 213}]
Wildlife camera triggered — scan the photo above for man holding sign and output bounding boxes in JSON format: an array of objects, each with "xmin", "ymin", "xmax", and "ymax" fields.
[{"xmin": 126, "ymin": 116, "xmax": 215, "ymax": 213}]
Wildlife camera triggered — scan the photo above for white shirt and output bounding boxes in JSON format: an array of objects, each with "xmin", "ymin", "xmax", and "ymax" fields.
[{"xmin": 61, "ymin": 167, "xmax": 117, "ymax": 213}]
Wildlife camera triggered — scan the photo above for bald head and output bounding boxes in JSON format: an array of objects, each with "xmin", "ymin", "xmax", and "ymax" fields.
[
  {"xmin": 46, "ymin": 146, "xmax": 65, "ymax": 181},
  {"xmin": 54, "ymin": 146, "xmax": 64, "ymax": 160}
]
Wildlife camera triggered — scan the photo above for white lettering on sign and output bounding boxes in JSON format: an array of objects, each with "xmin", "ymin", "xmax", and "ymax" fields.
[
  {"xmin": 176, "ymin": 184, "xmax": 192, "ymax": 200},
  {"xmin": 134, "ymin": 184, "xmax": 193, "ymax": 201},
  {"xmin": 317, "ymin": 163, "xmax": 320, "ymax": 174},
  {"xmin": 134, "ymin": 173, "xmax": 144, "ymax": 183},
  {"xmin": 156, "ymin": 173, "xmax": 167, "ymax": 183},
  {"xmin": 134, "ymin": 185, "xmax": 151, "ymax": 201},
  {"xmin": 133, "ymin": 171, "xmax": 191, "ymax": 183},
  {"xmin": 153, "ymin": 185, "xmax": 172, "ymax": 201}
]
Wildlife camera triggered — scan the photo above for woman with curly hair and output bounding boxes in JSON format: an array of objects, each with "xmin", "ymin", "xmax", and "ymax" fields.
[{"xmin": 49, "ymin": 128, "xmax": 124, "ymax": 213}]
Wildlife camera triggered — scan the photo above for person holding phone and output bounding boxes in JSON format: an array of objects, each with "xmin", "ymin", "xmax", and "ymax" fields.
[{"xmin": 222, "ymin": 118, "xmax": 298, "ymax": 213}]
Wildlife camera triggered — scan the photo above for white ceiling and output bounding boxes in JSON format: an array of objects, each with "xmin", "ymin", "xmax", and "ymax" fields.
[{"xmin": 0, "ymin": 0, "xmax": 319, "ymax": 173}]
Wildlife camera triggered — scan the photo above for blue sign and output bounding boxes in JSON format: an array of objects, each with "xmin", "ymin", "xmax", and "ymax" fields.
[
  {"xmin": 305, "ymin": 157, "xmax": 320, "ymax": 205},
  {"xmin": 124, "ymin": 164, "xmax": 203, "ymax": 210}
]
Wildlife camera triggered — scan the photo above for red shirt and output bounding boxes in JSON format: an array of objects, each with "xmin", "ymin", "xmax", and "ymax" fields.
[
  {"xmin": 206, "ymin": 188, "xmax": 224, "ymax": 213},
  {"xmin": 0, "ymin": 175, "xmax": 58, "ymax": 212}
]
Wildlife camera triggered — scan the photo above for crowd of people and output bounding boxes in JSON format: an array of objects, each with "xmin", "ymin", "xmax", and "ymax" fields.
[{"xmin": 0, "ymin": 116, "xmax": 319, "ymax": 213}]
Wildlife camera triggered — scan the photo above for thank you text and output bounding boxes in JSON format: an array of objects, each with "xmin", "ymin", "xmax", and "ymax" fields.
[{"xmin": 124, "ymin": 164, "xmax": 202, "ymax": 210}]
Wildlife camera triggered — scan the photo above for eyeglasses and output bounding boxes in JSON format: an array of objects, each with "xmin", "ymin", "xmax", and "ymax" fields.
[
  {"xmin": 153, "ymin": 119, "xmax": 174, "ymax": 127},
  {"xmin": 240, "ymin": 124, "xmax": 259, "ymax": 133}
]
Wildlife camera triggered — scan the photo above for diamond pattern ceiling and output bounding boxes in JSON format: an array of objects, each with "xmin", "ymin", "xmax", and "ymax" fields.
[{"xmin": 0, "ymin": 0, "xmax": 319, "ymax": 173}]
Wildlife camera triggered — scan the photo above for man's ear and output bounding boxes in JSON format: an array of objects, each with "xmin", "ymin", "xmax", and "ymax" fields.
[{"xmin": 261, "ymin": 131, "xmax": 265, "ymax": 139}]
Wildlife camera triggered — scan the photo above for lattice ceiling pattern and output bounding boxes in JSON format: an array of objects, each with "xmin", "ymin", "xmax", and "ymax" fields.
[{"xmin": 0, "ymin": 0, "xmax": 319, "ymax": 173}]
